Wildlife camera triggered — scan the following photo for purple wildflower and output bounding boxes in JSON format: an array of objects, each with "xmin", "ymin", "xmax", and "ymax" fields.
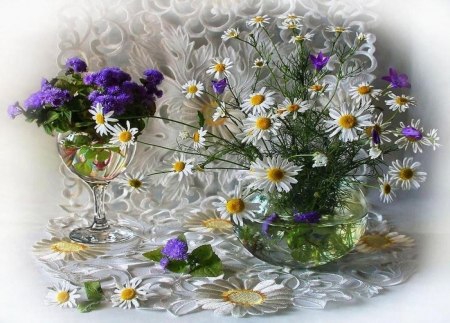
[
  {"xmin": 144, "ymin": 69, "xmax": 164, "ymax": 85},
  {"xmin": 372, "ymin": 129, "xmax": 381, "ymax": 145},
  {"xmin": 293, "ymin": 211, "xmax": 321, "ymax": 224},
  {"xmin": 84, "ymin": 67, "xmax": 131, "ymax": 88},
  {"xmin": 381, "ymin": 68, "xmax": 411, "ymax": 88},
  {"xmin": 7, "ymin": 102, "xmax": 21, "ymax": 119},
  {"xmin": 402, "ymin": 126, "xmax": 423, "ymax": 140},
  {"xmin": 161, "ymin": 238, "xmax": 188, "ymax": 260},
  {"xmin": 262, "ymin": 213, "xmax": 279, "ymax": 237},
  {"xmin": 160, "ymin": 257, "xmax": 170, "ymax": 269},
  {"xmin": 66, "ymin": 57, "xmax": 88, "ymax": 73},
  {"xmin": 212, "ymin": 79, "xmax": 227, "ymax": 94},
  {"xmin": 23, "ymin": 80, "xmax": 71, "ymax": 110},
  {"xmin": 309, "ymin": 51, "xmax": 329, "ymax": 70}
]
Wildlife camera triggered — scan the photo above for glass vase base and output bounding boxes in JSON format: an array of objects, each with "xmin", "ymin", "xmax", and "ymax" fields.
[{"xmin": 69, "ymin": 225, "xmax": 135, "ymax": 244}]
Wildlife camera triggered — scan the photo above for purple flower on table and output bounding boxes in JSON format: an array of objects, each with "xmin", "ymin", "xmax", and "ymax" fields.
[
  {"xmin": 402, "ymin": 126, "xmax": 423, "ymax": 140},
  {"xmin": 262, "ymin": 213, "xmax": 279, "ymax": 237},
  {"xmin": 212, "ymin": 78, "xmax": 227, "ymax": 94},
  {"xmin": 161, "ymin": 238, "xmax": 188, "ymax": 260},
  {"xmin": 7, "ymin": 102, "xmax": 21, "ymax": 119},
  {"xmin": 309, "ymin": 51, "xmax": 329, "ymax": 70},
  {"xmin": 381, "ymin": 68, "xmax": 411, "ymax": 88},
  {"xmin": 66, "ymin": 57, "xmax": 88, "ymax": 73},
  {"xmin": 293, "ymin": 211, "xmax": 321, "ymax": 224}
]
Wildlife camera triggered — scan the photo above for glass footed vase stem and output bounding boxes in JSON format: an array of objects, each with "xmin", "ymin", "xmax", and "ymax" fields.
[{"xmin": 57, "ymin": 132, "xmax": 136, "ymax": 244}]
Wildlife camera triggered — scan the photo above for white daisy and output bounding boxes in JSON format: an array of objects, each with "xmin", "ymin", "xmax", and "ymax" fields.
[
  {"xmin": 111, "ymin": 278, "xmax": 147, "ymax": 309},
  {"xmin": 241, "ymin": 113, "xmax": 281, "ymax": 144},
  {"xmin": 178, "ymin": 130, "xmax": 190, "ymax": 139},
  {"xmin": 378, "ymin": 174, "xmax": 396, "ymax": 203},
  {"xmin": 241, "ymin": 87, "xmax": 276, "ymax": 115},
  {"xmin": 45, "ymin": 281, "xmax": 80, "ymax": 308},
  {"xmin": 168, "ymin": 153, "xmax": 194, "ymax": 181},
  {"xmin": 356, "ymin": 231, "xmax": 415, "ymax": 253},
  {"xmin": 109, "ymin": 120, "xmax": 138, "ymax": 150},
  {"xmin": 252, "ymin": 58, "xmax": 266, "ymax": 69},
  {"xmin": 326, "ymin": 26, "xmax": 351, "ymax": 33},
  {"xmin": 324, "ymin": 103, "xmax": 373, "ymax": 142},
  {"xmin": 181, "ymin": 79, "xmax": 204, "ymax": 99},
  {"xmin": 349, "ymin": 82, "xmax": 382, "ymax": 104},
  {"xmin": 357, "ymin": 32, "xmax": 368, "ymax": 41},
  {"xmin": 88, "ymin": 103, "xmax": 118, "ymax": 136},
  {"xmin": 246, "ymin": 15, "xmax": 270, "ymax": 28},
  {"xmin": 192, "ymin": 127, "xmax": 208, "ymax": 149},
  {"xmin": 183, "ymin": 208, "xmax": 234, "ymax": 236},
  {"xmin": 195, "ymin": 277, "xmax": 292, "ymax": 317},
  {"xmin": 213, "ymin": 186, "xmax": 260, "ymax": 226},
  {"xmin": 118, "ymin": 171, "xmax": 150, "ymax": 193},
  {"xmin": 312, "ymin": 152, "xmax": 327, "ymax": 168},
  {"xmin": 307, "ymin": 81, "xmax": 326, "ymax": 98},
  {"xmin": 277, "ymin": 97, "xmax": 310, "ymax": 119},
  {"xmin": 247, "ymin": 156, "xmax": 303, "ymax": 193},
  {"xmin": 388, "ymin": 157, "xmax": 427, "ymax": 190},
  {"xmin": 279, "ymin": 13, "xmax": 303, "ymax": 23},
  {"xmin": 222, "ymin": 28, "xmax": 240, "ymax": 41},
  {"xmin": 394, "ymin": 119, "xmax": 431, "ymax": 153},
  {"xmin": 206, "ymin": 58, "xmax": 233, "ymax": 79},
  {"xmin": 385, "ymin": 93, "xmax": 416, "ymax": 112},
  {"xmin": 426, "ymin": 128, "xmax": 441, "ymax": 150},
  {"xmin": 279, "ymin": 20, "xmax": 302, "ymax": 30},
  {"xmin": 289, "ymin": 33, "xmax": 314, "ymax": 44},
  {"xmin": 33, "ymin": 237, "xmax": 107, "ymax": 262}
]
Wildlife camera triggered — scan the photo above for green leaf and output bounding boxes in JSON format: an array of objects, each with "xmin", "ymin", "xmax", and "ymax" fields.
[
  {"xmin": 197, "ymin": 111, "xmax": 205, "ymax": 128},
  {"xmin": 189, "ymin": 252, "xmax": 222, "ymax": 277},
  {"xmin": 142, "ymin": 247, "xmax": 163, "ymax": 262},
  {"xmin": 85, "ymin": 149, "xmax": 97, "ymax": 160},
  {"xmin": 71, "ymin": 134, "xmax": 92, "ymax": 146},
  {"xmin": 177, "ymin": 233, "xmax": 187, "ymax": 244},
  {"xmin": 190, "ymin": 245, "xmax": 213, "ymax": 261},
  {"xmin": 77, "ymin": 300, "xmax": 102, "ymax": 313},
  {"xmin": 97, "ymin": 150, "xmax": 111, "ymax": 162},
  {"xmin": 166, "ymin": 260, "xmax": 187, "ymax": 274},
  {"xmin": 44, "ymin": 111, "xmax": 60, "ymax": 125},
  {"xmin": 83, "ymin": 282, "xmax": 105, "ymax": 301},
  {"xmin": 74, "ymin": 162, "xmax": 92, "ymax": 176}
]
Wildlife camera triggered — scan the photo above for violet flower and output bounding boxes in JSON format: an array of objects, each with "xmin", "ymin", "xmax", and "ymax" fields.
[
  {"xmin": 212, "ymin": 78, "xmax": 227, "ymax": 94},
  {"xmin": 66, "ymin": 57, "xmax": 88, "ymax": 73},
  {"xmin": 293, "ymin": 211, "xmax": 321, "ymax": 224},
  {"xmin": 402, "ymin": 126, "xmax": 423, "ymax": 140},
  {"xmin": 7, "ymin": 102, "xmax": 21, "ymax": 119},
  {"xmin": 372, "ymin": 129, "xmax": 381, "ymax": 145},
  {"xmin": 381, "ymin": 68, "xmax": 411, "ymax": 88},
  {"xmin": 262, "ymin": 213, "xmax": 279, "ymax": 236},
  {"xmin": 160, "ymin": 257, "xmax": 170, "ymax": 269},
  {"xmin": 309, "ymin": 52, "xmax": 329, "ymax": 70},
  {"xmin": 161, "ymin": 238, "xmax": 188, "ymax": 260}
]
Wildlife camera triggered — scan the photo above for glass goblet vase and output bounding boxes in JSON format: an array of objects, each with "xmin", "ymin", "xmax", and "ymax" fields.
[{"xmin": 57, "ymin": 132, "xmax": 136, "ymax": 244}]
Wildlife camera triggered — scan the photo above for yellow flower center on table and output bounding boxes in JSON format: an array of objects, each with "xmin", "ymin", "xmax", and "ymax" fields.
[
  {"xmin": 193, "ymin": 131, "xmax": 201, "ymax": 143},
  {"xmin": 311, "ymin": 84, "xmax": 323, "ymax": 91},
  {"xmin": 287, "ymin": 104, "xmax": 300, "ymax": 112},
  {"xmin": 173, "ymin": 161, "xmax": 186, "ymax": 172},
  {"xmin": 226, "ymin": 198, "xmax": 245, "ymax": 214},
  {"xmin": 250, "ymin": 94, "xmax": 265, "ymax": 106},
  {"xmin": 267, "ymin": 167, "xmax": 285, "ymax": 182},
  {"xmin": 214, "ymin": 63, "xmax": 226, "ymax": 72},
  {"xmin": 96, "ymin": 114, "xmax": 105, "ymax": 125},
  {"xmin": 128, "ymin": 179, "xmax": 142, "ymax": 189},
  {"xmin": 222, "ymin": 289, "xmax": 266, "ymax": 306},
  {"xmin": 56, "ymin": 291, "xmax": 70, "ymax": 303},
  {"xmin": 51, "ymin": 241, "xmax": 88, "ymax": 253},
  {"xmin": 361, "ymin": 235, "xmax": 393, "ymax": 248},
  {"xmin": 357, "ymin": 85, "xmax": 371, "ymax": 94},
  {"xmin": 187, "ymin": 85, "xmax": 198, "ymax": 94},
  {"xmin": 121, "ymin": 288, "xmax": 136, "ymax": 300},
  {"xmin": 395, "ymin": 97, "xmax": 408, "ymax": 105},
  {"xmin": 365, "ymin": 124, "xmax": 382, "ymax": 136},
  {"xmin": 338, "ymin": 115, "xmax": 357, "ymax": 129},
  {"xmin": 382, "ymin": 183, "xmax": 391, "ymax": 194},
  {"xmin": 119, "ymin": 131, "xmax": 132, "ymax": 143},
  {"xmin": 255, "ymin": 117, "xmax": 271, "ymax": 130},
  {"xmin": 399, "ymin": 168, "xmax": 414, "ymax": 180},
  {"xmin": 334, "ymin": 26, "xmax": 347, "ymax": 32},
  {"xmin": 202, "ymin": 102, "xmax": 227, "ymax": 126},
  {"xmin": 203, "ymin": 219, "xmax": 233, "ymax": 229},
  {"xmin": 253, "ymin": 17, "xmax": 265, "ymax": 23}
]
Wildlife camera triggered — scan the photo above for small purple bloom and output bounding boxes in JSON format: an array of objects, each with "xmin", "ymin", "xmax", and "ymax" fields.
[
  {"xmin": 66, "ymin": 57, "xmax": 88, "ymax": 73},
  {"xmin": 402, "ymin": 126, "xmax": 423, "ymax": 140},
  {"xmin": 381, "ymin": 68, "xmax": 411, "ymax": 89},
  {"xmin": 293, "ymin": 211, "xmax": 321, "ymax": 224},
  {"xmin": 371, "ymin": 129, "xmax": 381, "ymax": 145},
  {"xmin": 160, "ymin": 257, "xmax": 170, "ymax": 269},
  {"xmin": 212, "ymin": 78, "xmax": 227, "ymax": 94},
  {"xmin": 144, "ymin": 69, "xmax": 164, "ymax": 85},
  {"xmin": 7, "ymin": 102, "xmax": 21, "ymax": 119},
  {"xmin": 161, "ymin": 238, "xmax": 188, "ymax": 260},
  {"xmin": 309, "ymin": 51, "xmax": 329, "ymax": 70},
  {"xmin": 262, "ymin": 213, "xmax": 279, "ymax": 237}
]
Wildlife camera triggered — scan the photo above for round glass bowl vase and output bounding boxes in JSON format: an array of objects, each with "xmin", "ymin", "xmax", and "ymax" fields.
[
  {"xmin": 57, "ymin": 132, "xmax": 136, "ymax": 244},
  {"xmin": 233, "ymin": 189, "xmax": 368, "ymax": 268}
]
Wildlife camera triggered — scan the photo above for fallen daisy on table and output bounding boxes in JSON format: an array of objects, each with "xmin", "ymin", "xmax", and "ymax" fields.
[
  {"xmin": 355, "ymin": 231, "xmax": 415, "ymax": 253},
  {"xmin": 111, "ymin": 277, "xmax": 148, "ymax": 309},
  {"xmin": 45, "ymin": 281, "xmax": 80, "ymax": 308}
]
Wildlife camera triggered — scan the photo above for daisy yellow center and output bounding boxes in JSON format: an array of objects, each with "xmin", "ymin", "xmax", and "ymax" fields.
[
  {"xmin": 222, "ymin": 289, "xmax": 266, "ymax": 306},
  {"xmin": 267, "ymin": 167, "xmax": 285, "ymax": 182},
  {"xmin": 193, "ymin": 131, "xmax": 201, "ymax": 143},
  {"xmin": 396, "ymin": 97, "xmax": 408, "ymax": 105},
  {"xmin": 96, "ymin": 113, "xmax": 105, "ymax": 125},
  {"xmin": 119, "ymin": 131, "xmax": 132, "ymax": 143},
  {"xmin": 214, "ymin": 63, "xmax": 226, "ymax": 72},
  {"xmin": 51, "ymin": 241, "xmax": 87, "ymax": 253},
  {"xmin": 173, "ymin": 161, "xmax": 186, "ymax": 172},
  {"xmin": 362, "ymin": 235, "xmax": 393, "ymax": 248},
  {"xmin": 311, "ymin": 84, "xmax": 323, "ymax": 91},
  {"xmin": 202, "ymin": 102, "xmax": 226, "ymax": 126},
  {"xmin": 255, "ymin": 117, "xmax": 271, "ymax": 130},
  {"xmin": 287, "ymin": 23, "xmax": 296, "ymax": 29},
  {"xmin": 226, "ymin": 198, "xmax": 245, "ymax": 214},
  {"xmin": 399, "ymin": 167, "xmax": 414, "ymax": 180},
  {"xmin": 295, "ymin": 36, "xmax": 305, "ymax": 41},
  {"xmin": 121, "ymin": 288, "xmax": 136, "ymax": 301},
  {"xmin": 202, "ymin": 219, "xmax": 233, "ymax": 229},
  {"xmin": 383, "ymin": 183, "xmax": 391, "ymax": 195},
  {"xmin": 407, "ymin": 136, "xmax": 419, "ymax": 142},
  {"xmin": 357, "ymin": 85, "xmax": 371, "ymax": 94},
  {"xmin": 229, "ymin": 31, "xmax": 237, "ymax": 37},
  {"xmin": 287, "ymin": 104, "xmax": 300, "ymax": 112},
  {"xmin": 56, "ymin": 291, "xmax": 70, "ymax": 303},
  {"xmin": 335, "ymin": 27, "xmax": 347, "ymax": 32},
  {"xmin": 338, "ymin": 115, "xmax": 357, "ymax": 129},
  {"xmin": 365, "ymin": 124, "xmax": 382, "ymax": 136},
  {"xmin": 187, "ymin": 85, "xmax": 198, "ymax": 94},
  {"xmin": 255, "ymin": 61, "xmax": 264, "ymax": 67},
  {"xmin": 128, "ymin": 179, "xmax": 142, "ymax": 189},
  {"xmin": 250, "ymin": 94, "xmax": 265, "ymax": 106},
  {"xmin": 253, "ymin": 17, "xmax": 265, "ymax": 23}
]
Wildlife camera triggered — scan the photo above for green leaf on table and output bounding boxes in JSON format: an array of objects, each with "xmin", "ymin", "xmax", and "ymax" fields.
[
  {"xmin": 177, "ymin": 233, "xmax": 187, "ymax": 244},
  {"xmin": 190, "ymin": 244, "xmax": 213, "ymax": 261},
  {"xmin": 143, "ymin": 247, "xmax": 163, "ymax": 262},
  {"xmin": 84, "ymin": 281, "xmax": 105, "ymax": 301},
  {"xmin": 74, "ymin": 161, "xmax": 92, "ymax": 176},
  {"xmin": 189, "ymin": 252, "xmax": 222, "ymax": 277},
  {"xmin": 77, "ymin": 300, "xmax": 102, "ymax": 313},
  {"xmin": 166, "ymin": 260, "xmax": 187, "ymax": 274}
]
